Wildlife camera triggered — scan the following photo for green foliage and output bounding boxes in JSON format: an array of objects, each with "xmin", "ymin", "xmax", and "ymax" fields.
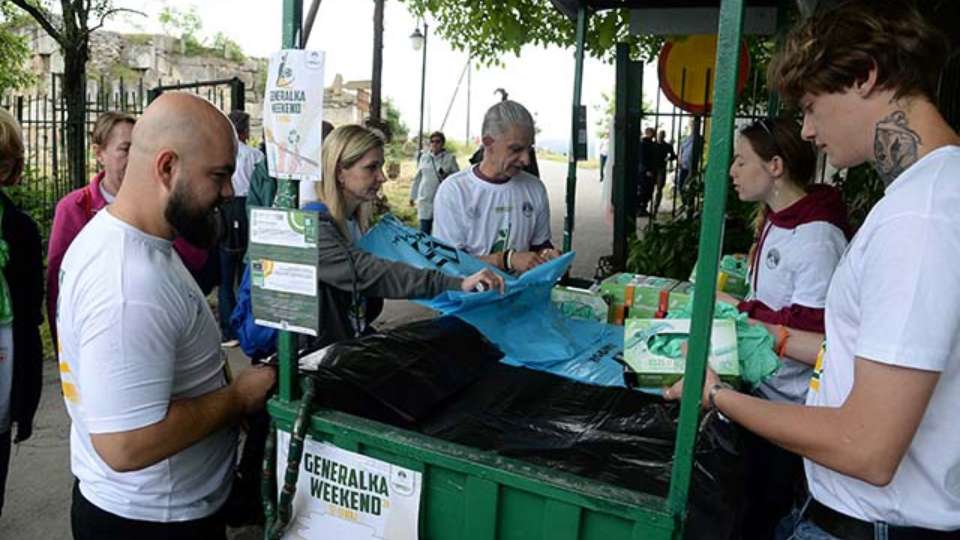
[
  {"xmin": 0, "ymin": 6, "xmax": 36, "ymax": 94},
  {"xmin": 626, "ymin": 217, "xmax": 700, "ymax": 280},
  {"xmin": 397, "ymin": 1, "xmax": 663, "ymax": 66},
  {"xmin": 159, "ymin": 5, "xmax": 203, "ymax": 53},
  {"xmin": 212, "ymin": 31, "xmax": 245, "ymax": 62},
  {"xmin": 384, "ymin": 98, "xmax": 409, "ymax": 142},
  {"xmin": 6, "ymin": 167, "xmax": 53, "ymax": 240},
  {"xmin": 834, "ymin": 164, "xmax": 885, "ymax": 233}
]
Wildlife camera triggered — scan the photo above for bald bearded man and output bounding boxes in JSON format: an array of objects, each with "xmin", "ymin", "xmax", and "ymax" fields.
[{"xmin": 56, "ymin": 93, "xmax": 275, "ymax": 539}]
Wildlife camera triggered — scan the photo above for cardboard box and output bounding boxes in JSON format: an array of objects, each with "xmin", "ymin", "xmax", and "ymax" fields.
[
  {"xmin": 667, "ymin": 281, "xmax": 695, "ymax": 313},
  {"xmin": 689, "ymin": 255, "xmax": 750, "ymax": 299},
  {"xmin": 623, "ymin": 318, "xmax": 740, "ymax": 387},
  {"xmin": 550, "ymin": 285, "xmax": 610, "ymax": 322},
  {"xmin": 600, "ymin": 273, "xmax": 678, "ymax": 319}
]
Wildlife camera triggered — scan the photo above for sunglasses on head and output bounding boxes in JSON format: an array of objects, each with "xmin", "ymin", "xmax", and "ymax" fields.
[{"xmin": 751, "ymin": 118, "xmax": 781, "ymax": 156}]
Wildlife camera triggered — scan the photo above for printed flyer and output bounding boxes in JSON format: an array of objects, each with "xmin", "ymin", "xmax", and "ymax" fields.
[
  {"xmin": 277, "ymin": 431, "xmax": 423, "ymax": 540},
  {"xmin": 263, "ymin": 49, "xmax": 325, "ymax": 181}
]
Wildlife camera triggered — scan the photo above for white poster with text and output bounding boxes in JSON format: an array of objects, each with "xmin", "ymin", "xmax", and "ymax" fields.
[
  {"xmin": 263, "ymin": 49, "xmax": 325, "ymax": 181},
  {"xmin": 277, "ymin": 431, "xmax": 422, "ymax": 540}
]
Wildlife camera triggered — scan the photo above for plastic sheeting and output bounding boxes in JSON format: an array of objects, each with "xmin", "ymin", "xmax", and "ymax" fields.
[
  {"xmin": 302, "ymin": 319, "xmax": 746, "ymax": 539},
  {"xmin": 357, "ymin": 215, "xmax": 628, "ymax": 387}
]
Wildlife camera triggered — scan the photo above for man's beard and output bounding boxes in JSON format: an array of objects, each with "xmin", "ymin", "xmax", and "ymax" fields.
[{"xmin": 164, "ymin": 183, "xmax": 223, "ymax": 249}]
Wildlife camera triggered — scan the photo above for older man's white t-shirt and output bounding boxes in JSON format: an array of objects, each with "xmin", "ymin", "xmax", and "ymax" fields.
[
  {"xmin": 57, "ymin": 210, "xmax": 236, "ymax": 522},
  {"xmin": 433, "ymin": 165, "xmax": 551, "ymax": 256}
]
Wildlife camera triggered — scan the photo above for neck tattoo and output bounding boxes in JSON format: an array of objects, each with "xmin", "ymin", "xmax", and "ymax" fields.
[{"xmin": 873, "ymin": 110, "xmax": 921, "ymax": 187}]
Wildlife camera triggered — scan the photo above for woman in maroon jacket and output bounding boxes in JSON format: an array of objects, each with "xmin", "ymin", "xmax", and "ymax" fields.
[{"xmin": 727, "ymin": 118, "xmax": 849, "ymax": 539}]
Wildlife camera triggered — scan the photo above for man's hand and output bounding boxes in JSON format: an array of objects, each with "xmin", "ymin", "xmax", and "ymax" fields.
[
  {"xmin": 536, "ymin": 248, "xmax": 562, "ymax": 261},
  {"xmin": 662, "ymin": 365, "xmax": 721, "ymax": 408},
  {"xmin": 462, "ymin": 268, "xmax": 505, "ymax": 295},
  {"xmin": 230, "ymin": 365, "xmax": 276, "ymax": 415},
  {"xmin": 510, "ymin": 251, "xmax": 547, "ymax": 273}
]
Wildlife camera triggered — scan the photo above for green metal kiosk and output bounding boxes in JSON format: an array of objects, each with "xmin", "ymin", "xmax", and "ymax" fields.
[{"xmin": 262, "ymin": 1, "xmax": 757, "ymax": 537}]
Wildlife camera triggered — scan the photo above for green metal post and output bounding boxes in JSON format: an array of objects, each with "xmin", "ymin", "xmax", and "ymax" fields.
[
  {"xmin": 277, "ymin": 0, "xmax": 303, "ymax": 403},
  {"xmin": 563, "ymin": 5, "xmax": 588, "ymax": 253},
  {"xmin": 665, "ymin": 0, "xmax": 746, "ymax": 533},
  {"xmin": 612, "ymin": 44, "xmax": 643, "ymax": 271}
]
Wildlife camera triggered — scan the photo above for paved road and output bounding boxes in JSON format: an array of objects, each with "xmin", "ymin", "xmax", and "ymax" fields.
[{"xmin": 538, "ymin": 159, "xmax": 609, "ymax": 279}]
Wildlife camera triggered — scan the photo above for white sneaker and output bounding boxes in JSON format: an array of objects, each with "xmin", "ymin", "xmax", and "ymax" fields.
[{"xmin": 221, "ymin": 339, "xmax": 240, "ymax": 348}]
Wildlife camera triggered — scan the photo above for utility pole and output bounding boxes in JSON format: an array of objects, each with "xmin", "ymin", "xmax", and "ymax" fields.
[{"xmin": 370, "ymin": 0, "xmax": 385, "ymax": 124}]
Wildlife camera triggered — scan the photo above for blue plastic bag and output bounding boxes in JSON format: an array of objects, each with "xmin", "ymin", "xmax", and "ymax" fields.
[{"xmin": 358, "ymin": 215, "xmax": 627, "ymax": 387}]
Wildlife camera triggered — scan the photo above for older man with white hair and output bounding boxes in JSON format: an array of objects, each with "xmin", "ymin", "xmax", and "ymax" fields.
[{"xmin": 433, "ymin": 100, "xmax": 559, "ymax": 274}]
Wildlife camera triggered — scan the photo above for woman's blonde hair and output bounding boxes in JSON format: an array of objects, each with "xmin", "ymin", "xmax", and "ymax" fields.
[
  {"xmin": 317, "ymin": 124, "xmax": 384, "ymax": 237},
  {"xmin": 0, "ymin": 108, "xmax": 24, "ymax": 187}
]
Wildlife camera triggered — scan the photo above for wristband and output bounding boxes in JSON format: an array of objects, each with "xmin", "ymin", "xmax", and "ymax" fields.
[
  {"xmin": 707, "ymin": 382, "xmax": 733, "ymax": 410},
  {"xmin": 775, "ymin": 325, "xmax": 791, "ymax": 358},
  {"xmin": 506, "ymin": 249, "xmax": 515, "ymax": 272},
  {"xmin": 501, "ymin": 250, "xmax": 509, "ymax": 271}
]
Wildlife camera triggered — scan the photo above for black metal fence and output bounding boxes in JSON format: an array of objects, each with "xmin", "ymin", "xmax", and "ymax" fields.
[{"xmin": 0, "ymin": 75, "xmax": 244, "ymax": 243}]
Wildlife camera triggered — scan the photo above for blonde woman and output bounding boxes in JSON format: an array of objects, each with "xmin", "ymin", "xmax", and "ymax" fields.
[{"xmin": 0, "ymin": 108, "xmax": 44, "ymax": 516}]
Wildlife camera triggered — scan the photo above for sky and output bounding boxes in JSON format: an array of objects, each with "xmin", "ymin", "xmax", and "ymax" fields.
[{"xmin": 104, "ymin": 0, "xmax": 669, "ymax": 150}]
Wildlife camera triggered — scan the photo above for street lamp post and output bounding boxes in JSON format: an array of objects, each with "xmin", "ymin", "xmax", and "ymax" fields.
[{"xmin": 410, "ymin": 22, "xmax": 428, "ymax": 160}]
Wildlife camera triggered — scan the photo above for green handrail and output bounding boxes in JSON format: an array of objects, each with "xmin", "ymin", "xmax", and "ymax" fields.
[{"xmin": 665, "ymin": 0, "xmax": 746, "ymax": 535}]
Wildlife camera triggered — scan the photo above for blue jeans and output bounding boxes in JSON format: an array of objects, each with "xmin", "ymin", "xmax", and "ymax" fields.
[
  {"xmin": 218, "ymin": 248, "xmax": 244, "ymax": 340},
  {"xmin": 419, "ymin": 219, "xmax": 433, "ymax": 235},
  {"xmin": 775, "ymin": 501, "xmax": 841, "ymax": 540}
]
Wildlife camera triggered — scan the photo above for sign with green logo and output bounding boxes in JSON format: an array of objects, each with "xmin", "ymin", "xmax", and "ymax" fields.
[
  {"xmin": 277, "ymin": 431, "xmax": 423, "ymax": 539},
  {"xmin": 248, "ymin": 207, "xmax": 320, "ymax": 336}
]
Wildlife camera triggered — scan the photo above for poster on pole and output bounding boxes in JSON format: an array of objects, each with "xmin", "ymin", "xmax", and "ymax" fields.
[
  {"xmin": 277, "ymin": 431, "xmax": 423, "ymax": 540},
  {"xmin": 248, "ymin": 207, "xmax": 321, "ymax": 336},
  {"xmin": 264, "ymin": 49, "xmax": 325, "ymax": 181}
]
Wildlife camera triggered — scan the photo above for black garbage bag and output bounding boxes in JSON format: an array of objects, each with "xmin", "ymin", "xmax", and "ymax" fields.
[
  {"xmin": 302, "ymin": 316, "xmax": 503, "ymax": 427},
  {"xmin": 419, "ymin": 363, "xmax": 744, "ymax": 539},
  {"xmin": 302, "ymin": 316, "xmax": 744, "ymax": 539}
]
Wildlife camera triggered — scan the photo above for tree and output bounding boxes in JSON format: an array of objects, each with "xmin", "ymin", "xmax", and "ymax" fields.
[
  {"xmin": 397, "ymin": 1, "xmax": 663, "ymax": 66},
  {"xmin": 3, "ymin": 0, "xmax": 140, "ymax": 188},
  {"xmin": 0, "ymin": 7, "xmax": 36, "ymax": 95},
  {"xmin": 383, "ymin": 98, "xmax": 408, "ymax": 142}
]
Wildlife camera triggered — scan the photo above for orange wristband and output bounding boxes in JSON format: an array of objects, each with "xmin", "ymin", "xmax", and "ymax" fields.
[{"xmin": 775, "ymin": 325, "xmax": 791, "ymax": 357}]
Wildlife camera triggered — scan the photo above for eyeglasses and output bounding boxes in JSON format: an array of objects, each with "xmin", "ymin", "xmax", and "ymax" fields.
[{"xmin": 429, "ymin": 139, "xmax": 442, "ymax": 144}]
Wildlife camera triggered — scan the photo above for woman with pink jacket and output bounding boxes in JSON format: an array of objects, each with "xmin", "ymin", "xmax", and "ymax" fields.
[{"xmin": 45, "ymin": 112, "xmax": 210, "ymax": 349}]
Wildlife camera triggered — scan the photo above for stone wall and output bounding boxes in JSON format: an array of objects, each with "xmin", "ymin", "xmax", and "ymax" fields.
[{"xmin": 16, "ymin": 20, "xmax": 368, "ymax": 132}]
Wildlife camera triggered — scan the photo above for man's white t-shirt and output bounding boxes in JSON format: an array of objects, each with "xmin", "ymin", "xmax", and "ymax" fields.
[
  {"xmin": 806, "ymin": 146, "xmax": 960, "ymax": 530},
  {"xmin": 57, "ymin": 211, "xmax": 237, "ymax": 522},
  {"xmin": 433, "ymin": 166, "xmax": 551, "ymax": 255}
]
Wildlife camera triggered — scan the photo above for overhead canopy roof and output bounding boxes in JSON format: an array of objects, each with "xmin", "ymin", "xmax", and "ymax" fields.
[{"xmin": 549, "ymin": 0, "xmax": 784, "ymax": 21}]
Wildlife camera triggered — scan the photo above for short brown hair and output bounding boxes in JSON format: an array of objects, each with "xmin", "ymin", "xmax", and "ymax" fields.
[
  {"xmin": 91, "ymin": 111, "xmax": 135, "ymax": 148},
  {"xmin": 769, "ymin": 1, "xmax": 949, "ymax": 104},
  {"xmin": 429, "ymin": 131, "xmax": 445, "ymax": 144}
]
